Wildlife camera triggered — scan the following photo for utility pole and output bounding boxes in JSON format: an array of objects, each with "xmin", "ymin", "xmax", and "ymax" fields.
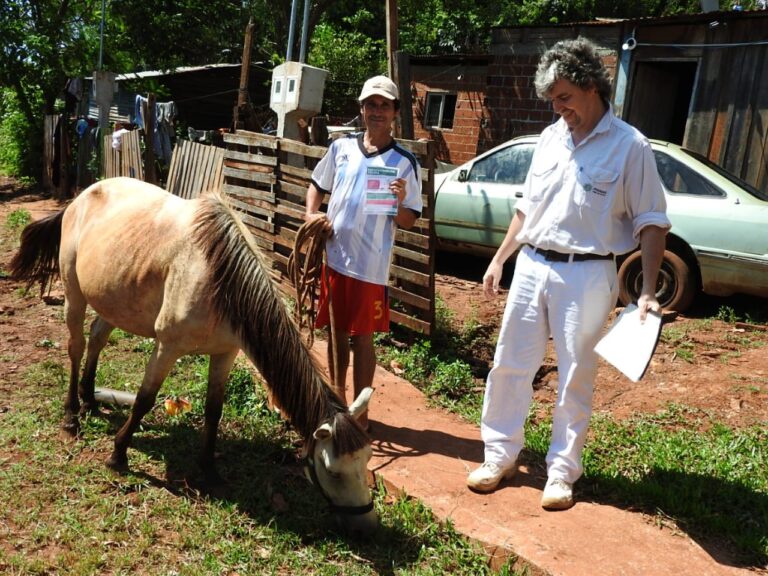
[
  {"xmin": 233, "ymin": 18, "xmax": 258, "ymax": 131},
  {"xmin": 386, "ymin": 0, "xmax": 398, "ymax": 80}
]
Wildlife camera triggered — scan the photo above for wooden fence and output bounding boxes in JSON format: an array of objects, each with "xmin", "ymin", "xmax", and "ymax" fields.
[
  {"xmin": 102, "ymin": 131, "xmax": 143, "ymax": 180},
  {"xmin": 220, "ymin": 130, "xmax": 437, "ymax": 334},
  {"xmin": 166, "ymin": 139, "xmax": 224, "ymax": 199}
]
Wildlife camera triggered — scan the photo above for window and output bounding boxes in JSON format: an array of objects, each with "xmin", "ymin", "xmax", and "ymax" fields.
[
  {"xmin": 654, "ymin": 151, "xmax": 724, "ymax": 197},
  {"xmin": 424, "ymin": 93, "xmax": 457, "ymax": 129},
  {"xmin": 467, "ymin": 144, "xmax": 535, "ymax": 185}
]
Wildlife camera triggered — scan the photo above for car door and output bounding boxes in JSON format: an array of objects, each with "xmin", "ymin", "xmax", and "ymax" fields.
[{"xmin": 434, "ymin": 142, "xmax": 535, "ymax": 251}]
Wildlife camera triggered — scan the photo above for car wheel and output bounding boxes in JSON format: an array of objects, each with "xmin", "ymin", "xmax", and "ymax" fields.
[{"xmin": 617, "ymin": 250, "xmax": 696, "ymax": 312}]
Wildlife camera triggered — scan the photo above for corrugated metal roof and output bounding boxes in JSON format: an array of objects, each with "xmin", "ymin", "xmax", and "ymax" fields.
[{"xmin": 86, "ymin": 63, "xmax": 246, "ymax": 82}]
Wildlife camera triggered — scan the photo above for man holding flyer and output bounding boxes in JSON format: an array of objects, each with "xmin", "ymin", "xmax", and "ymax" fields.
[{"xmin": 304, "ymin": 75, "xmax": 423, "ymax": 430}]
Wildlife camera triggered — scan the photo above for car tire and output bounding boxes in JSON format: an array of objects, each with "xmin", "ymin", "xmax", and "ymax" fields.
[{"xmin": 617, "ymin": 250, "xmax": 696, "ymax": 312}]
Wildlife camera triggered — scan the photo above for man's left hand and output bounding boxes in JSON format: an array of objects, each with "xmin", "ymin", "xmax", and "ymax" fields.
[{"xmin": 636, "ymin": 293, "xmax": 662, "ymax": 322}]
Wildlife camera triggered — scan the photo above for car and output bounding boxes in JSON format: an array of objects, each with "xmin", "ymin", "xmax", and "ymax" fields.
[{"xmin": 433, "ymin": 135, "xmax": 768, "ymax": 312}]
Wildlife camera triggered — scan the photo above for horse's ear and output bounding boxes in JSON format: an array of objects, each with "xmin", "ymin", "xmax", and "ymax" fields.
[
  {"xmin": 348, "ymin": 387, "xmax": 374, "ymax": 419},
  {"xmin": 313, "ymin": 422, "xmax": 333, "ymax": 440}
]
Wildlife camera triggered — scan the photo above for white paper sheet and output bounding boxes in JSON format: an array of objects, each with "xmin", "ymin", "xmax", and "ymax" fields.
[{"xmin": 594, "ymin": 304, "xmax": 662, "ymax": 383}]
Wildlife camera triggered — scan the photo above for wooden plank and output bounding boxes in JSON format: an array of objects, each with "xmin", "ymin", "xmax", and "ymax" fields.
[
  {"xmin": 389, "ymin": 286, "xmax": 431, "ymax": 310},
  {"xmin": 179, "ymin": 140, "xmax": 193, "ymax": 197},
  {"xmin": 392, "ymin": 245, "xmax": 430, "ymax": 265},
  {"xmin": 223, "ymin": 165, "xmax": 276, "ymax": 185},
  {"xmin": 395, "ymin": 228, "xmax": 429, "ymax": 249},
  {"xmin": 223, "ymin": 148, "xmax": 278, "ymax": 166},
  {"xmin": 724, "ymin": 46, "xmax": 757, "ymax": 177},
  {"xmin": 166, "ymin": 139, "xmax": 181, "ymax": 194},
  {"xmin": 224, "ymin": 159, "xmax": 274, "ymax": 173},
  {"xmin": 390, "ymin": 264, "xmax": 430, "ymax": 287},
  {"xmin": 279, "ymin": 162, "xmax": 314, "ymax": 180},
  {"xmin": 743, "ymin": 47, "xmax": 768, "ymax": 189},
  {"xmin": 223, "ymin": 182, "xmax": 276, "ymax": 203},
  {"xmin": 279, "ymin": 179, "xmax": 309, "ymax": 197},
  {"xmin": 224, "ymin": 131, "xmax": 279, "ymax": 149},
  {"xmin": 390, "ymin": 310, "xmax": 430, "ymax": 335},
  {"xmin": 227, "ymin": 196, "xmax": 273, "ymax": 219},
  {"xmin": 279, "ymin": 138, "xmax": 327, "ymax": 159},
  {"xmin": 239, "ymin": 212, "xmax": 275, "ymax": 233},
  {"xmin": 198, "ymin": 143, "xmax": 216, "ymax": 193}
]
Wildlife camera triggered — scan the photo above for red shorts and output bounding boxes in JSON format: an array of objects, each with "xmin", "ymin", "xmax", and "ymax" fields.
[{"xmin": 315, "ymin": 266, "xmax": 389, "ymax": 335}]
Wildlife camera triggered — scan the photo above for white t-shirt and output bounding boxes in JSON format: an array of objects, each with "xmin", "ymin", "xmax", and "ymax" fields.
[
  {"xmin": 516, "ymin": 107, "xmax": 671, "ymax": 256},
  {"xmin": 311, "ymin": 133, "xmax": 423, "ymax": 285}
]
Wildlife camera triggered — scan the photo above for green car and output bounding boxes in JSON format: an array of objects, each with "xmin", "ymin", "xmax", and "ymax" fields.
[{"xmin": 433, "ymin": 136, "xmax": 768, "ymax": 312}]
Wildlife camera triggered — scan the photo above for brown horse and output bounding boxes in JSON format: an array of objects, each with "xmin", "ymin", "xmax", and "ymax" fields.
[{"xmin": 10, "ymin": 177, "xmax": 377, "ymax": 536}]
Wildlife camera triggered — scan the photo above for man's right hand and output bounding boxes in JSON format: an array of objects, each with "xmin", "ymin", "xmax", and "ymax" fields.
[
  {"xmin": 483, "ymin": 261, "xmax": 504, "ymax": 299},
  {"xmin": 304, "ymin": 212, "xmax": 333, "ymax": 239}
]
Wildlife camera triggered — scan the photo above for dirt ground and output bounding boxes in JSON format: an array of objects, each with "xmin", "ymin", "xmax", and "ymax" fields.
[{"xmin": 1, "ymin": 176, "xmax": 768, "ymax": 431}]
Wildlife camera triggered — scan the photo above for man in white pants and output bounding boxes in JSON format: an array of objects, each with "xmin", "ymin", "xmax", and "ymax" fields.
[{"xmin": 467, "ymin": 37, "xmax": 671, "ymax": 510}]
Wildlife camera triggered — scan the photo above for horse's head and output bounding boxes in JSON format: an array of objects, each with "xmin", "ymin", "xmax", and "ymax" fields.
[{"xmin": 303, "ymin": 387, "xmax": 378, "ymax": 538}]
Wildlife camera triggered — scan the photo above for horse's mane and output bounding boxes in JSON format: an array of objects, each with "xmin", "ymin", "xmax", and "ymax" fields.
[{"xmin": 190, "ymin": 193, "xmax": 369, "ymax": 455}]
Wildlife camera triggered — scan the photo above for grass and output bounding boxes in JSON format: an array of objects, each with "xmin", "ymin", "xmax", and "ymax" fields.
[{"xmin": 0, "ymin": 328, "xmax": 526, "ymax": 575}]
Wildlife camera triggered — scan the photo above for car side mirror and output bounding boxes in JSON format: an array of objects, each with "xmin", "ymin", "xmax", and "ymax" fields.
[{"xmin": 457, "ymin": 169, "xmax": 469, "ymax": 182}]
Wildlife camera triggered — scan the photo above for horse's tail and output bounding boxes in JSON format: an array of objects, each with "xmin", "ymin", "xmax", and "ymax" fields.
[{"xmin": 9, "ymin": 210, "xmax": 64, "ymax": 296}]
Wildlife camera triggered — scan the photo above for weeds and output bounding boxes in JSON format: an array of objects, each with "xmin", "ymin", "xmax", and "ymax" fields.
[{"xmin": 4, "ymin": 208, "xmax": 31, "ymax": 232}]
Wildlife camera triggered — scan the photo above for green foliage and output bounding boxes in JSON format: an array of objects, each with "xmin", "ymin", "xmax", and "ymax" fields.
[
  {"xmin": 716, "ymin": 305, "xmax": 740, "ymax": 324},
  {"xmin": 308, "ymin": 9, "xmax": 387, "ymax": 117},
  {"xmin": 0, "ymin": 89, "xmax": 38, "ymax": 177},
  {"xmin": 4, "ymin": 209, "xmax": 31, "ymax": 233}
]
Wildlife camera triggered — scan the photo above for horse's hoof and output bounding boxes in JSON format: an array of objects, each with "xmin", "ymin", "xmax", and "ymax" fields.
[
  {"xmin": 62, "ymin": 419, "xmax": 80, "ymax": 436},
  {"xmin": 80, "ymin": 402, "xmax": 102, "ymax": 416},
  {"xmin": 106, "ymin": 453, "xmax": 129, "ymax": 472}
]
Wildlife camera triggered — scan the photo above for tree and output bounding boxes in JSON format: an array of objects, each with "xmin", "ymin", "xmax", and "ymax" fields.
[{"xmin": 308, "ymin": 8, "xmax": 387, "ymax": 118}]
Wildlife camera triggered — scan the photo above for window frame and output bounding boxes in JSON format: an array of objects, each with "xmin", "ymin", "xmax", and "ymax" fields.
[{"xmin": 423, "ymin": 92, "xmax": 458, "ymax": 130}]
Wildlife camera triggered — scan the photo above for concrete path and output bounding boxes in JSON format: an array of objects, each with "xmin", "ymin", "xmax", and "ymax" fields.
[{"xmin": 316, "ymin": 341, "xmax": 755, "ymax": 576}]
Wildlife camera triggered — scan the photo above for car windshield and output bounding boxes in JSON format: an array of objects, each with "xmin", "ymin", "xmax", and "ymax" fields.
[{"xmin": 681, "ymin": 148, "xmax": 768, "ymax": 202}]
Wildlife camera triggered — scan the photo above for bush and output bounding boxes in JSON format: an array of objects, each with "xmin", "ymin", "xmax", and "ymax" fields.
[{"xmin": 0, "ymin": 89, "xmax": 35, "ymax": 178}]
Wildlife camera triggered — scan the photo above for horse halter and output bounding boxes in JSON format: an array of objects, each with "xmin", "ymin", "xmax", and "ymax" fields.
[{"xmin": 301, "ymin": 454, "xmax": 375, "ymax": 516}]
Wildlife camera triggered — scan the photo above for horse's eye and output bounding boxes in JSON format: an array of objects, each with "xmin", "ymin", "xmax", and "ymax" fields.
[{"xmin": 325, "ymin": 469, "xmax": 341, "ymax": 479}]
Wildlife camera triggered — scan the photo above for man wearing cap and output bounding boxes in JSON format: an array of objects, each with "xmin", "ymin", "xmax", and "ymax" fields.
[{"xmin": 304, "ymin": 75, "xmax": 423, "ymax": 430}]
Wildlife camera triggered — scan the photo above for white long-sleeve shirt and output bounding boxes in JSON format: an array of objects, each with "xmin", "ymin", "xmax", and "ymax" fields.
[{"xmin": 516, "ymin": 107, "xmax": 671, "ymax": 256}]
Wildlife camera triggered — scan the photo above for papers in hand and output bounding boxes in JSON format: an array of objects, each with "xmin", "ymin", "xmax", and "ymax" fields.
[{"xmin": 594, "ymin": 304, "xmax": 662, "ymax": 383}]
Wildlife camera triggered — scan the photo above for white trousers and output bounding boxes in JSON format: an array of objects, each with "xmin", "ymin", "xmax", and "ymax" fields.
[{"xmin": 480, "ymin": 246, "xmax": 618, "ymax": 483}]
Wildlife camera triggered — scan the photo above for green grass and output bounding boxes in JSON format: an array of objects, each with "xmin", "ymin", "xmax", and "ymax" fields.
[{"xmin": 0, "ymin": 329, "xmax": 526, "ymax": 575}]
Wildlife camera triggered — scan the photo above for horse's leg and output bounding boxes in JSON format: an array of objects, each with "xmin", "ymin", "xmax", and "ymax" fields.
[
  {"xmin": 79, "ymin": 316, "xmax": 115, "ymax": 415},
  {"xmin": 62, "ymin": 291, "xmax": 87, "ymax": 434},
  {"xmin": 107, "ymin": 342, "xmax": 179, "ymax": 471},
  {"xmin": 199, "ymin": 349, "xmax": 238, "ymax": 484}
]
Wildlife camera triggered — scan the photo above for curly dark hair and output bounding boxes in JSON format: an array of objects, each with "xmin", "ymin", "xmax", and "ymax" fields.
[{"xmin": 534, "ymin": 37, "xmax": 612, "ymax": 103}]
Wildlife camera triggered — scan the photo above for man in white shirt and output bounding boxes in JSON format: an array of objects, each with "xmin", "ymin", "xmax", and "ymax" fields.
[
  {"xmin": 467, "ymin": 37, "xmax": 671, "ymax": 510},
  {"xmin": 304, "ymin": 76, "xmax": 423, "ymax": 431}
]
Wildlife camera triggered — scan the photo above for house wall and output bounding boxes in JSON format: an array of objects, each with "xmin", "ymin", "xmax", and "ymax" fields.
[
  {"xmin": 486, "ymin": 25, "xmax": 620, "ymax": 149},
  {"xmin": 409, "ymin": 61, "xmax": 492, "ymax": 166}
]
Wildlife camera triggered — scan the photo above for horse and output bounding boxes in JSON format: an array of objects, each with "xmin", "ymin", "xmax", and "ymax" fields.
[{"xmin": 10, "ymin": 177, "xmax": 378, "ymax": 537}]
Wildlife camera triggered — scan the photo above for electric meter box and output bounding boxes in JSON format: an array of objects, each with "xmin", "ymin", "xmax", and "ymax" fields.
[{"xmin": 270, "ymin": 62, "xmax": 327, "ymax": 116}]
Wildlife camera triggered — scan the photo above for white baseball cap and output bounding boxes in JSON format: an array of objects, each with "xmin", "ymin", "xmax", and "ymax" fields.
[{"xmin": 358, "ymin": 75, "xmax": 399, "ymax": 102}]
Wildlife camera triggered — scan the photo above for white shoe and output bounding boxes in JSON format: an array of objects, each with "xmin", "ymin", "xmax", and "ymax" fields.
[
  {"xmin": 467, "ymin": 461, "xmax": 516, "ymax": 493},
  {"xmin": 541, "ymin": 477, "xmax": 574, "ymax": 510}
]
